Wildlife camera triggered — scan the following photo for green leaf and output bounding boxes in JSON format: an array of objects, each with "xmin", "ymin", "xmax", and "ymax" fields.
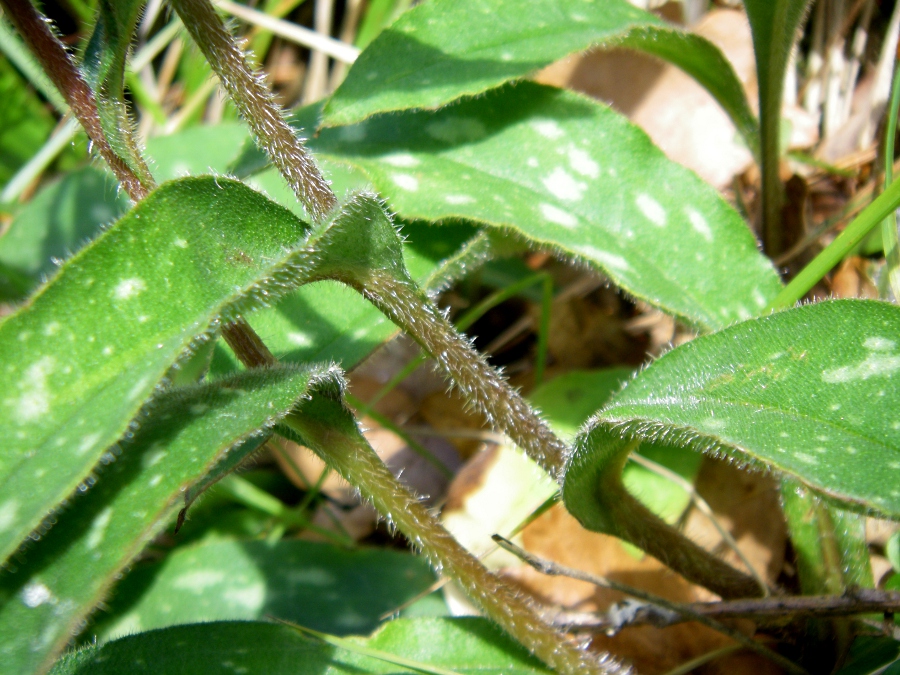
[
  {"xmin": 81, "ymin": 0, "xmax": 155, "ymax": 186},
  {"xmin": 564, "ymin": 300, "xmax": 900, "ymax": 531},
  {"xmin": 292, "ymin": 84, "xmax": 781, "ymax": 329},
  {"xmin": 0, "ymin": 365, "xmax": 332, "ymax": 675},
  {"xmin": 95, "ymin": 539, "xmax": 439, "ymax": 641},
  {"xmin": 529, "ymin": 369, "xmax": 702, "ymax": 525},
  {"xmin": 51, "ymin": 618, "xmax": 553, "ymax": 675},
  {"xmin": 743, "ymin": 0, "xmax": 813, "ymax": 253},
  {"xmin": 781, "ymin": 480, "xmax": 873, "ymax": 596},
  {"xmin": 0, "ymin": 166, "xmax": 130, "ymax": 299},
  {"xmin": 0, "ymin": 56, "xmax": 56, "ymax": 186},
  {"xmin": 323, "ymin": 0, "xmax": 758, "ymax": 154},
  {"xmin": 0, "ymin": 176, "xmax": 311, "ymax": 565}
]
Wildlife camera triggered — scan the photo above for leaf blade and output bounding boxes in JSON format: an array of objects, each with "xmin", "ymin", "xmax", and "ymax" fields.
[
  {"xmin": 323, "ymin": 0, "xmax": 758, "ymax": 154},
  {"xmin": 564, "ymin": 300, "xmax": 900, "ymax": 524}
]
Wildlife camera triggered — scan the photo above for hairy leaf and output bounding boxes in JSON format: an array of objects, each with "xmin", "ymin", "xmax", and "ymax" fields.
[
  {"xmin": 96, "ymin": 539, "xmax": 440, "ymax": 641},
  {"xmin": 51, "ymin": 618, "xmax": 553, "ymax": 675},
  {"xmin": 0, "ymin": 365, "xmax": 334, "ymax": 675},
  {"xmin": 564, "ymin": 300, "xmax": 900, "ymax": 531},
  {"xmin": 0, "ymin": 177, "xmax": 311, "ymax": 564},
  {"xmin": 286, "ymin": 84, "xmax": 782, "ymax": 329},
  {"xmin": 529, "ymin": 369, "xmax": 702, "ymax": 524},
  {"xmin": 323, "ymin": 0, "xmax": 758, "ymax": 153}
]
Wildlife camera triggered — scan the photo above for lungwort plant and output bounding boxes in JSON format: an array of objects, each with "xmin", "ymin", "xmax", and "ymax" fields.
[{"xmin": 1, "ymin": 0, "xmax": 900, "ymax": 673}]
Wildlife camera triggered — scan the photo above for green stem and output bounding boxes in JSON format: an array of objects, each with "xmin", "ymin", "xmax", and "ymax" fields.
[
  {"xmin": 361, "ymin": 272, "xmax": 553, "ymax": 429},
  {"xmin": 882, "ymin": 61, "xmax": 900, "ymax": 299},
  {"xmin": 283, "ymin": 397, "xmax": 625, "ymax": 675},
  {"xmin": 360, "ymin": 272, "xmax": 569, "ymax": 480},
  {"xmin": 170, "ymin": 0, "xmax": 337, "ymax": 221},
  {"xmin": 767, "ymin": 175, "xmax": 900, "ymax": 310},
  {"xmin": 0, "ymin": 0, "xmax": 150, "ymax": 201}
]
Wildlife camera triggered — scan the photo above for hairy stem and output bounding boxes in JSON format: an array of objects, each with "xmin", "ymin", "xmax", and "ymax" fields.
[
  {"xmin": 0, "ymin": 0, "xmax": 151, "ymax": 201},
  {"xmin": 284, "ymin": 397, "xmax": 626, "ymax": 675},
  {"xmin": 170, "ymin": 0, "xmax": 337, "ymax": 221},
  {"xmin": 358, "ymin": 272, "xmax": 569, "ymax": 479}
]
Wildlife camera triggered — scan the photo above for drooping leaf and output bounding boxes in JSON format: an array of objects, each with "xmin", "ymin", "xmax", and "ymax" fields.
[
  {"xmin": 0, "ymin": 365, "xmax": 335, "ymax": 675},
  {"xmin": 0, "ymin": 177, "xmax": 311, "ymax": 565},
  {"xmin": 95, "ymin": 539, "xmax": 440, "ymax": 641},
  {"xmin": 323, "ymin": 0, "xmax": 758, "ymax": 154},
  {"xmin": 279, "ymin": 84, "xmax": 782, "ymax": 330},
  {"xmin": 50, "ymin": 618, "xmax": 553, "ymax": 675},
  {"xmin": 529, "ymin": 369, "xmax": 702, "ymax": 525},
  {"xmin": 564, "ymin": 300, "xmax": 900, "ymax": 538}
]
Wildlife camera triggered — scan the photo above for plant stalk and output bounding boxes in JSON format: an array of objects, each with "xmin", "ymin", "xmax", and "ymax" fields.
[
  {"xmin": 170, "ymin": 0, "xmax": 337, "ymax": 221},
  {"xmin": 283, "ymin": 398, "xmax": 626, "ymax": 675},
  {"xmin": 358, "ymin": 272, "xmax": 569, "ymax": 479},
  {"xmin": 0, "ymin": 0, "xmax": 151, "ymax": 202}
]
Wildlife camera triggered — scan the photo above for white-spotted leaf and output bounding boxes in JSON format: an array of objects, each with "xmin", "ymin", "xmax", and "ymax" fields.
[
  {"xmin": 564, "ymin": 300, "xmax": 900, "ymax": 528},
  {"xmin": 0, "ymin": 365, "xmax": 338, "ymax": 675},
  {"xmin": 289, "ymin": 84, "xmax": 782, "ymax": 330},
  {"xmin": 323, "ymin": 0, "xmax": 758, "ymax": 153}
]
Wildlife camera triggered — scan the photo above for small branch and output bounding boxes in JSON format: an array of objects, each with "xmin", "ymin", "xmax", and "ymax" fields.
[
  {"xmin": 0, "ymin": 0, "xmax": 151, "ymax": 202},
  {"xmin": 555, "ymin": 588, "xmax": 900, "ymax": 633},
  {"xmin": 222, "ymin": 318, "xmax": 276, "ymax": 367},
  {"xmin": 171, "ymin": 0, "xmax": 337, "ymax": 222},
  {"xmin": 492, "ymin": 535, "xmax": 809, "ymax": 675}
]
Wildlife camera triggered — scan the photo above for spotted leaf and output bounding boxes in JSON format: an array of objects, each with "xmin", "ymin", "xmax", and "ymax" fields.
[
  {"xmin": 564, "ymin": 300, "xmax": 900, "ymax": 532},
  {"xmin": 0, "ymin": 365, "xmax": 338, "ymax": 675},
  {"xmin": 323, "ymin": 0, "xmax": 759, "ymax": 154},
  {"xmin": 278, "ymin": 83, "xmax": 782, "ymax": 330}
]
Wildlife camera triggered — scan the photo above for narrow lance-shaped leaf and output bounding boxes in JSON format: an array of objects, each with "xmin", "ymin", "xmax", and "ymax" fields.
[
  {"xmin": 0, "ymin": 365, "xmax": 338, "ymax": 675},
  {"xmin": 278, "ymin": 84, "xmax": 782, "ymax": 330},
  {"xmin": 323, "ymin": 0, "xmax": 758, "ymax": 154},
  {"xmin": 564, "ymin": 300, "xmax": 900, "ymax": 581},
  {"xmin": 80, "ymin": 0, "xmax": 155, "ymax": 187},
  {"xmin": 744, "ymin": 0, "xmax": 813, "ymax": 254},
  {"xmin": 0, "ymin": 177, "xmax": 311, "ymax": 565}
]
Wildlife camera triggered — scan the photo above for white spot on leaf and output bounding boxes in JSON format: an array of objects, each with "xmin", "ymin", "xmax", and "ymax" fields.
[
  {"xmin": 685, "ymin": 207, "xmax": 712, "ymax": 241},
  {"xmin": 16, "ymin": 357, "xmax": 55, "ymax": 422},
  {"xmin": 568, "ymin": 148, "xmax": 599, "ymax": 178},
  {"xmin": 113, "ymin": 278, "xmax": 147, "ymax": 301},
  {"xmin": 864, "ymin": 337, "xmax": 896, "ymax": 351},
  {"xmin": 174, "ymin": 237, "xmax": 188, "ymax": 249},
  {"xmin": 287, "ymin": 332, "xmax": 313, "ymax": 347},
  {"xmin": 531, "ymin": 119, "xmax": 564, "ymax": 139},
  {"xmin": 425, "ymin": 117, "xmax": 486, "ymax": 143},
  {"xmin": 21, "ymin": 581, "xmax": 53, "ymax": 608},
  {"xmin": 0, "ymin": 499, "xmax": 18, "ymax": 532},
  {"xmin": 635, "ymin": 193, "xmax": 667, "ymax": 227},
  {"xmin": 391, "ymin": 174, "xmax": 419, "ymax": 191},
  {"xmin": 822, "ymin": 353, "xmax": 900, "ymax": 383},
  {"xmin": 795, "ymin": 452, "xmax": 818, "ymax": 465},
  {"xmin": 445, "ymin": 194, "xmax": 475, "ymax": 205},
  {"xmin": 574, "ymin": 245, "xmax": 631, "ymax": 273},
  {"xmin": 382, "ymin": 153, "xmax": 419, "ymax": 167},
  {"xmin": 86, "ymin": 507, "xmax": 113, "ymax": 550},
  {"xmin": 543, "ymin": 167, "xmax": 586, "ymax": 201},
  {"xmin": 539, "ymin": 203, "xmax": 578, "ymax": 228}
]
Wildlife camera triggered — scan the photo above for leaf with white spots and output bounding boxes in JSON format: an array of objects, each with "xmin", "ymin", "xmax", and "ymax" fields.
[
  {"xmin": 0, "ymin": 365, "xmax": 338, "ymax": 675},
  {"xmin": 49, "ymin": 618, "xmax": 553, "ymax": 675},
  {"xmin": 0, "ymin": 176, "xmax": 319, "ymax": 565},
  {"xmin": 322, "ymin": 0, "xmax": 759, "ymax": 154},
  {"xmin": 563, "ymin": 300, "xmax": 900, "ymax": 544},
  {"xmin": 284, "ymin": 84, "xmax": 782, "ymax": 329}
]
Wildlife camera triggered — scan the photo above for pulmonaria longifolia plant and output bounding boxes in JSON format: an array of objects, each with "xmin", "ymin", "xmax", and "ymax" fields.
[{"xmin": 2, "ymin": 0, "xmax": 900, "ymax": 673}]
